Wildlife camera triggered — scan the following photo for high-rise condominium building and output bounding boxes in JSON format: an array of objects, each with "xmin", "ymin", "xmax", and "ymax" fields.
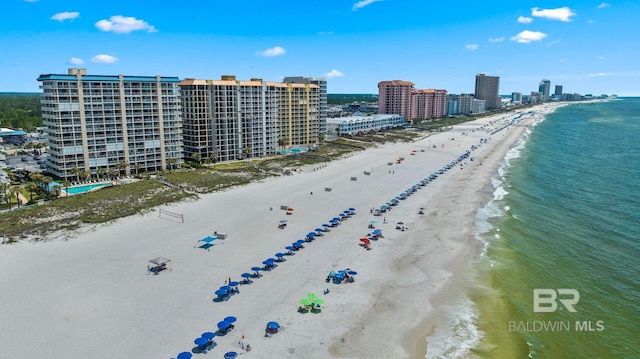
[
  {"xmin": 179, "ymin": 76, "xmax": 279, "ymax": 163},
  {"xmin": 283, "ymin": 77, "xmax": 327, "ymax": 135},
  {"xmin": 410, "ymin": 89, "xmax": 448, "ymax": 120},
  {"xmin": 277, "ymin": 82, "xmax": 320, "ymax": 147},
  {"xmin": 474, "ymin": 74, "xmax": 500, "ymax": 110},
  {"xmin": 539, "ymin": 79, "xmax": 551, "ymax": 102},
  {"xmin": 555, "ymin": 85, "xmax": 563, "ymax": 97},
  {"xmin": 378, "ymin": 80, "xmax": 414, "ymax": 120},
  {"xmin": 38, "ymin": 68, "xmax": 183, "ymax": 180},
  {"xmin": 179, "ymin": 76, "xmax": 319, "ymax": 162}
]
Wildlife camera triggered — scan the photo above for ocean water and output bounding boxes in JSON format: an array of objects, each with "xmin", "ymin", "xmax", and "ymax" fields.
[{"xmin": 428, "ymin": 98, "xmax": 640, "ymax": 358}]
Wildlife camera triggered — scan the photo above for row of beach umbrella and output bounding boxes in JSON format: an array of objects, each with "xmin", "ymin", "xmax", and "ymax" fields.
[
  {"xmin": 214, "ymin": 208, "xmax": 357, "ymax": 303},
  {"xmin": 373, "ymin": 151, "xmax": 471, "ymax": 216},
  {"xmin": 175, "ymin": 316, "xmax": 236, "ymax": 358}
]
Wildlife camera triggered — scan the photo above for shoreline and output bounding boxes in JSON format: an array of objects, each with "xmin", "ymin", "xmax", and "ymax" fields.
[
  {"xmin": 408, "ymin": 103, "xmax": 565, "ymax": 358},
  {"xmin": 0, "ymin": 104, "xmax": 564, "ymax": 359}
]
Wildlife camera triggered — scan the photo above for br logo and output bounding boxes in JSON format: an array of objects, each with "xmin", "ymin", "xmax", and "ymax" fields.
[{"xmin": 533, "ymin": 289, "xmax": 580, "ymax": 312}]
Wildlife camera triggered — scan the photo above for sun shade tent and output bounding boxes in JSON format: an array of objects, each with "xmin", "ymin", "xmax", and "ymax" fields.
[{"xmin": 148, "ymin": 257, "xmax": 172, "ymax": 274}]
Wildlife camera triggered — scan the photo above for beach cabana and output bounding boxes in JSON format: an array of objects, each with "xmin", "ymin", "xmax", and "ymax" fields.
[
  {"xmin": 196, "ymin": 236, "xmax": 218, "ymax": 251},
  {"xmin": 148, "ymin": 256, "xmax": 172, "ymax": 274}
]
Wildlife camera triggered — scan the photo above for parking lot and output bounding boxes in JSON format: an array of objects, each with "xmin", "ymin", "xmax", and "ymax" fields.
[{"xmin": 5, "ymin": 153, "xmax": 47, "ymax": 174}]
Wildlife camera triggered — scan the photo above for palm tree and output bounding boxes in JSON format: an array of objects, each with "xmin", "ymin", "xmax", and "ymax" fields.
[
  {"xmin": 41, "ymin": 175, "xmax": 53, "ymax": 195},
  {"xmin": 134, "ymin": 163, "xmax": 142, "ymax": 176},
  {"xmin": 191, "ymin": 153, "xmax": 201, "ymax": 164},
  {"xmin": 9, "ymin": 187, "xmax": 20, "ymax": 209},
  {"xmin": 61, "ymin": 180, "xmax": 71, "ymax": 196},
  {"xmin": 0, "ymin": 183, "xmax": 9, "ymax": 207},
  {"xmin": 25, "ymin": 182, "xmax": 38, "ymax": 201},
  {"xmin": 166, "ymin": 158, "xmax": 177, "ymax": 172},
  {"xmin": 96, "ymin": 168, "xmax": 106, "ymax": 181},
  {"xmin": 70, "ymin": 166, "xmax": 82, "ymax": 183}
]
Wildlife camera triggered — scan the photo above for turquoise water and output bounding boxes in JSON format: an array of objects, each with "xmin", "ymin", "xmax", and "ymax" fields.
[
  {"xmin": 278, "ymin": 147, "xmax": 307, "ymax": 154},
  {"xmin": 66, "ymin": 182, "xmax": 112, "ymax": 195},
  {"xmin": 427, "ymin": 98, "xmax": 640, "ymax": 358}
]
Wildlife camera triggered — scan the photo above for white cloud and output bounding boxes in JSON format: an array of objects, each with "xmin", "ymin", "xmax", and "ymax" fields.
[
  {"xmin": 257, "ymin": 46, "xmax": 286, "ymax": 57},
  {"xmin": 95, "ymin": 15, "xmax": 157, "ymax": 34},
  {"xmin": 518, "ymin": 16, "xmax": 533, "ymax": 24},
  {"xmin": 488, "ymin": 37, "xmax": 504, "ymax": 43},
  {"xmin": 597, "ymin": 55, "xmax": 605, "ymax": 60},
  {"xmin": 91, "ymin": 54, "xmax": 118, "ymax": 63},
  {"xmin": 324, "ymin": 69, "xmax": 344, "ymax": 78},
  {"xmin": 597, "ymin": 3, "xmax": 610, "ymax": 9},
  {"xmin": 69, "ymin": 57, "xmax": 84, "ymax": 65},
  {"xmin": 588, "ymin": 72, "xmax": 614, "ymax": 77},
  {"xmin": 531, "ymin": 7, "xmax": 576, "ymax": 22},
  {"xmin": 352, "ymin": 0, "xmax": 382, "ymax": 11},
  {"xmin": 510, "ymin": 30, "xmax": 548, "ymax": 43},
  {"xmin": 465, "ymin": 44, "xmax": 478, "ymax": 50},
  {"xmin": 51, "ymin": 12, "xmax": 79, "ymax": 22},
  {"xmin": 24, "ymin": 0, "xmax": 39, "ymax": 2},
  {"xmin": 318, "ymin": 31, "xmax": 334, "ymax": 35}
]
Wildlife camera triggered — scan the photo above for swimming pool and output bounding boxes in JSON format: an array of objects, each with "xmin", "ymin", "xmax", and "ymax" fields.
[
  {"xmin": 66, "ymin": 182, "xmax": 112, "ymax": 195},
  {"xmin": 278, "ymin": 147, "xmax": 308, "ymax": 154}
]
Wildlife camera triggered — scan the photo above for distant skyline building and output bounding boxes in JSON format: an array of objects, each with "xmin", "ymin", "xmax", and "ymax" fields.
[
  {"xmin": 539, "ymin": 79, "xmax": 551, "ymax": 102},
  {"xmin": 378, "ymin": 80, "xmax": 414, "ymax": 120},
  {"xmin": 474, "ymin": 74, "xmax": 500, "ymax": 110},
  {"xmin": 555, "ymin": 85, "xmax": 563, "ymax": 97},
  {"xmin": 511, "ymin": 92, "xmax": 523, "ymax": 104},
  {"xmin": 37, "ymin": 68, "xmax": 183, "ymax": 180}
]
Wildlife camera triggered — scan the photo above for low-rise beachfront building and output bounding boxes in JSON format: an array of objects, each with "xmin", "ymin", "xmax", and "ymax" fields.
[
  {"xmin": 325, "ymin": 113, "xmax": 405, "ymax": 138},
  {"xmin": 37, "ymin": 68, "xmax": 183, "ymax": 180}
]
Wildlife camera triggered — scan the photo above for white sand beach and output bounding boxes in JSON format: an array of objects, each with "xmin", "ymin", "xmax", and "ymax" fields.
[{"xmin": 0, "ymin": 103, "xmax": 563, "ymax": 359}]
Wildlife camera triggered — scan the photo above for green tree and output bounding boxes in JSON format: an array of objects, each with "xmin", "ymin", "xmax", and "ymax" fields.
[{"xmin": 25, "ymin": 182, "xmax": 38, "ymax": 201}]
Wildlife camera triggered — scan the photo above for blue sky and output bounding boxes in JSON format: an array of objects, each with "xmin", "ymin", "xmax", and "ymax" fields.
[{"xmin": 2, "ymin": 0, "xmax": 639, "ymax": 96}]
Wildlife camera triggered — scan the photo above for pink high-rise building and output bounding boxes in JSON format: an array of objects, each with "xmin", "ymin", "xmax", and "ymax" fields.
[
  {"xmin": 378, "ymin": 80, "xmax": 414, "ymax": 120},
  {"xmin": 411, "ymin": 89, "xmax": 448, "ymax": 120}
]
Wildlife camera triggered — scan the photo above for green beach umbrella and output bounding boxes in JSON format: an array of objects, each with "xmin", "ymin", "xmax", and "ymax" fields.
[
  {"xmin": 313, "ymin": 299, "xmax": 325, "ymax": 306},
  {"xmin": 307, "ymin": 293, "xmax": 318, "ymax": 300},
  {"xmin": 301, "ymin": 298, "xmax": 312, "ymax": 306}
]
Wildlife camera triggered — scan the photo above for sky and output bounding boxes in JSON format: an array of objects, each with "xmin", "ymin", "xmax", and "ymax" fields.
[{"xmin": 2, "ymin": 0, "xmax": 639, "ymax": 96}]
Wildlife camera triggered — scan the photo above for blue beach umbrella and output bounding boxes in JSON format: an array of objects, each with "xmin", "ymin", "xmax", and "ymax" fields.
[
  {"xmin": 263, "ymin": 258, "xmax": 275, "ymax": 265},
  {"xmin": 202, "ymin": 332, "xmax": 216, "ymax": 340},
  {"xmin": 307, "ymin": 232, "xmax": 316, "ymax": 238},
  {"xmin": 275, "ymin": 252, "xmax": 285, "ymax": 258},
  {"xmin": 295, "ymin": 239, "xmax": 306, "ymax": 245},
  {"xmin": 224, "ymin": 316, "xmax": 237, "ymax": 323},
  {"xmin": 241, "ymin": 272, "xmax": 252, "ymax": 279},
  {"xmin": 348, "ymin": 271, "xmax": 358, "ymax": 275},
  {"xmin": 349, "ymin": 207, "xmax": 355, "ymax": 211},
  {"xmin": 315, "ymin": 228, "xmax": 324, "ymax": 232},
  {"xmin": 217, "ymin": 320, "xmax": 232, "ymax": 330},
  {"xmin": 322, "ymin": 223, "xmax": 330, "ymax": 227},
  {"xmin": 228, "ymin": 281, "xmax": 239, "ymax": 287},
  {"xmin": 224, "ymin": 352, "xmax": 238, "ymax": 359},
  {"xmin": 251, "ymin": 266, "xmax": 262, "ymax": 272},
  {"xmin": 285, "ymin": 246, "xmax": 295, "ymax": 251},
  {"xmin": 177, "ymin": 352, "xmax": 192, "ymax": 359},
  {"xmin": 267, "ymin": 321, "xmax": 280, "ymax": 329},
  {"xmin": 215, "ymin": 289, "xmax": 227, "ymax": 297},
  {"xmin": 219, "ymin": 285, "xmax": 231, "ymax": 292},
  {"xmin": 279, "ymin": 219, "xmax": 288, "ymax": 224},
  {"xmin": 194, "ymin": 337, "xmax": 208, "ymax": 346}
]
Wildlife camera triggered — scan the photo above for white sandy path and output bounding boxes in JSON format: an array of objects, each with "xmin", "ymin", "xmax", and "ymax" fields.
[{"xmin": 0, "ymin": 104, "xmax": 560, "ymax": 359}]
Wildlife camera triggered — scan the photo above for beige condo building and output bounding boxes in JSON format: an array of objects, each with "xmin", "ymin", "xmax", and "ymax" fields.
[{"xmin": 179, "ymin": 76, "xmax": 319, "ymax": 163}]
